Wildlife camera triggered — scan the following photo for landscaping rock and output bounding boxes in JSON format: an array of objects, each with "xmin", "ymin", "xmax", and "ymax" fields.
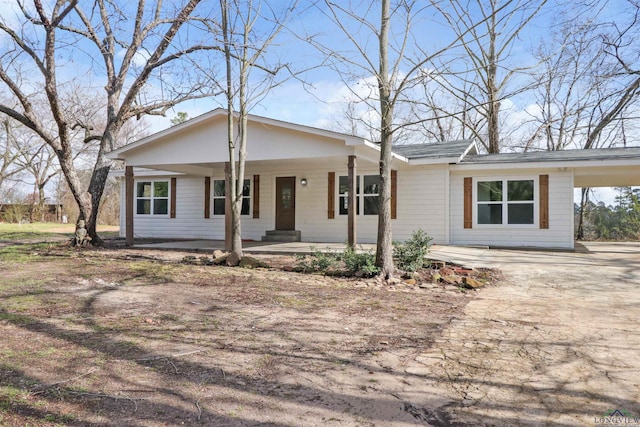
[
  {"xmin": 213, "ymin": 249, "xmax": 226, "ymax": 258},
  {"xmin": 401, "ymin": 272, "xmax": 420, "ymax": 280},
  {"xmin": 462, "ymin": 276, "xmax": 485, "ymax": 289},
  {"xmin": 453, "ymin": 267, "xmax": 474, "ymax": 276},
  {"xmin": 181, "ymin": 255, "xmax": 198, "ymax": 265},
  {"xmin": 403, "ymin": 278, "xmax": 417, "ymax": 285},
  {"xmin": 212, "ymin": 252, "xmax": 230, "ymax": 265},
  {"xmin": 239, "ymin": 256, "xmax": 270, "ymax": 269},
  {"xmin": 387, "ymin": 277, "xmax": 402, "ymax": 285},
  {"xmin": 325, "ymin": 269, "xmax": 344, "ymax": 277},
  {"xmin": 440, "ymin": 267, "xmax": 454, "ymax": 276},
  {"xmin": 427, "ymin": 261, "xmax": 446, "ymax": 269},
  {"xmin": 442, "ymin": 274, "xmax": 462, "ymax": 285}
]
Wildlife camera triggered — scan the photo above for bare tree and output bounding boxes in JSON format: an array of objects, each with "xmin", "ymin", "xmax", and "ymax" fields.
[
  {"xmin": 429, "ymin": 0, "xmax": 548, "ymax": 153},
  {"xmin": 14, "ymin": 131, "xmax": 59, "ymax": 221},
  {"xmin": 217, "ymin": 0, "xmax": 298, "ymax": 264},
  {"xmin": 312, "ymin": 0, "xmax": 482, "ymax": 278},
  {"xmin": 524, "ymin": 2, "xmax": 640, "ymax": 238},
  {"xmin": 585, "ymin": 0, "xmax": 640, "ymax": 149},
  {"xmin": 0, "ymin": 0, "xmax": 217, "ymax": 243},
  {"xmin": 0, "ymin": 117, "xmax": 25, "ymax": 198}
]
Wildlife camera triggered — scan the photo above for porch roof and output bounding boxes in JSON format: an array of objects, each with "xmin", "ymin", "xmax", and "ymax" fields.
[{"xmin": 106, "ymin": 109, "xmax": 412, "ymax": 169}]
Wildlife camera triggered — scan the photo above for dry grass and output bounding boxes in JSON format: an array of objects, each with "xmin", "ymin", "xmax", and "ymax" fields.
[{"xmin": 0, "ymin": 240, "xmax": 478, "ymax": 426}]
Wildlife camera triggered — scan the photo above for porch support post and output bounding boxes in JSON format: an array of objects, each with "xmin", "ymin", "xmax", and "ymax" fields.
[
  {"xmin": 125, "ymin": 165, "xmax": 134, "ymax": 246},
  {"xmin": 348, "ymin": 155, "xmax": 357, "ymax": 248},
  {"xmin": 224, "ymin": 162, "xmax": 232, "ymax": 251}
]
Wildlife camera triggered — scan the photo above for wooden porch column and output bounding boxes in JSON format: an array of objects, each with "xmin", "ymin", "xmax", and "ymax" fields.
[
  {"xmin": 125, "ymin": 166, "xmax": 134, "ymax": 246},
  {"xmin": 224, "ymin": 162, "xmax": 232, "ymax": 251},
  {"xmin": 348, "ymin": 155, "xmax": 357, "ymax": 248}
]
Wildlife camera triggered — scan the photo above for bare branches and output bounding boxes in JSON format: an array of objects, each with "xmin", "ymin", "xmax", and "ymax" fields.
[
  {"xmin": 0, "ymin": 0, "xmax": 224, "ymax": 241},
  {"xmin": 427, "ymin": 0, "xmax": 549, "ymax": 153}
]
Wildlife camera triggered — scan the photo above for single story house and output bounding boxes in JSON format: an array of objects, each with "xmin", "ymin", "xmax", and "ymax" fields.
[{"xmin": 107, "ymin": 109, "xmax": 640, "ymax": 249}]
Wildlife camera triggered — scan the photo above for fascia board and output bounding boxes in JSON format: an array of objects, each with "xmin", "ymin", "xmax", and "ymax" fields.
[{"xmin": 450, "ymin": 158, "xmax": 640, "ymax": 171}]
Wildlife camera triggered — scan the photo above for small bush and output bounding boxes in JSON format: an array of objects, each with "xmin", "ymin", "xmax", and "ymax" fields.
[
  {"xmin": 295, "ymin": 247, "xmax": 338, "ymax": 273},
  {"xmin": 342, "ymin": 246, "xmax": 379, "ymax": 277},
  {"xmin": 393, "ymin": 229, "xmax": 433, "ymax": 272},
  {"xmin": 3, "ymin": 204, "xmax": 30, "ymax": 224}
]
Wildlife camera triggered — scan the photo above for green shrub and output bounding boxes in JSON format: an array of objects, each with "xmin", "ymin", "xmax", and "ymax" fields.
[
  {"xmin": 294, "ymin": 247, "xmax": 338, "ymax": 272},
  {"xmin": 341, "ymin": 246, "xmax": 379, "ymax": 277},
  {"xmin": 393, "ymin": 229, "xmax": 433, "ymax": 272}
]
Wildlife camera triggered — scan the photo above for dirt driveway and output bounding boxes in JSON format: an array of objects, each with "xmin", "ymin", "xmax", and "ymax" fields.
[
  {"xmin": 1, "ymin": 241, "xmax": 639, "ymax": 426},
  {"xmin": 417, "ymin": 242, "xmax": 640, "ymax": 425}
]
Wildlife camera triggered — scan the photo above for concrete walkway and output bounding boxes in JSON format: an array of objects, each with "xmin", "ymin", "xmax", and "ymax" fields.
[
  {"xmin": 402, "ymin": 241, "xmax": 640, "ymax": 425},
  {"xmin": 133, "ymin": 239, "xmax": 494, "ymax": 266},
  {"xmin": 133, "ymin": 239, "xmax": 373, "ymax": 254}
]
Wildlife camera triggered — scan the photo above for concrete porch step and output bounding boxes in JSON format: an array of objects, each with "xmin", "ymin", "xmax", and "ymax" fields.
[{"xmin": 262, "ymin": 230, "xmax": 301, "ymax": 242}]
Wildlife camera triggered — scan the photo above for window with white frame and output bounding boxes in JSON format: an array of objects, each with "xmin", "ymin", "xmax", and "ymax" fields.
[
  {"xmin": 339, "ymin": 174, "xmax": 380, "ymax": 215},
  {"xmin": 136, "ymin": 180, "xmax": 169, "ymax": 215},
  {"xmin": 213, "ymin": 179, "xmax": 250, "ymax": 215},
  {"xmin": 477, "ymin": 179, "xmax": 534, "ymax": 225}
]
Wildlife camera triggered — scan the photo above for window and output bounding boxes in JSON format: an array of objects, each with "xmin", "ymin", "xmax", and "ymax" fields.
[
  {"xmin": 136, "ymin": 181, "xmax": 169, "ymax": 215},
  {"xmin": 477, "ymin": 179, "xmax": 534, "ymax": 225},
  {"xmin": 339, "ymin": 174, "xmax": 380, "ymax": 215},
  {"xmin": 213, "ymin": 179, "xmax": 250, "ymax": 215},
  {"xmin": 363, "ymin": 175, "xmax": 380, "ymax": 215},
  {"xmin": 339, "ymin": 175, "xmax": 359, "ymax": 215}
]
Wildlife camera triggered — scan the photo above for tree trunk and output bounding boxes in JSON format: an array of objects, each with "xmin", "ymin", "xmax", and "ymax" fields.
[
  {"xmin": 576, "ymin": 187, "xmax": 589, "ymax": 240},
  {"xmin": 375, "ymin": 0, "xmax": 394, "ymax": 279},
  {"xmin": 220, "ymin": 0, "xmax": 243, "ymax": 266},
  {"xmin": 85, "ymin": 153, "xmax": 111, "ymax": 245},
  {"xmin": 37, "ymin": 185, "xmax": 46, "ymax": 222},
  {"xmin": 486, "ymin": 4, "xmax": 500, "ymax": 154},
  {"xmin": 56, "ymin": 145, "xmax": 92, "ymax": 244}
]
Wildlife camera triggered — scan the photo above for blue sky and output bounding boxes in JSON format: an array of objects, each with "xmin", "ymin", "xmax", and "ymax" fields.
[
  {"xmin": 137, "ymin": 0, "xmax": 636, "ymax": 206},
  {"xmin": 1, "ymin": 0, "xmax": 636, "ymax": 205}
]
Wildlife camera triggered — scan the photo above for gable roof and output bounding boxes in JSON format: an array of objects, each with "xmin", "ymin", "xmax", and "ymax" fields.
[
  {"xmin": 461, "ymin": 146, "xmax": 640, "ymax": 164},
  {"xmin": 107, "ymin": 108, "xmax": 369, "ymax": 160},
  {"xmin": 391, "ymin": 140, "xmax": 478, "ymax": 164}
]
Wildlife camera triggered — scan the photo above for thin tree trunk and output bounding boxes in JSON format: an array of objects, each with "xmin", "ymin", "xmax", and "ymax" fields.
[
  {"xmin": 487, "ymin": 2, "xmax": 500, "ymax": 154},
  {"xmin": 221, "ymin": 0, "xmax": 242, "ymax": 266},
  {"xmin": 375, "ymin": 0, "xmax": 394, "ymax": 279},
  {"xmin": 576, "ymin": 187, "xmax": 589, "ymax": 240}
]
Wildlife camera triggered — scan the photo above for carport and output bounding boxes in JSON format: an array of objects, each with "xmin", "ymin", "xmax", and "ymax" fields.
[{"xmin": 453, "ymin": 146, "xmax": 640, "ymax": 249}]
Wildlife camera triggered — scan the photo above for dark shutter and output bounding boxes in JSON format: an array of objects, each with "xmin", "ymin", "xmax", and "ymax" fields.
[
  {"xmin": 328, "ymin": 172, "xmax": 335, "ymax": 219},
  {"xmin": 253, "ymin": 174, "xmax": 260, "ymax": 218},
  {"xmin": 464, "ymin": 177, "xmax": 472, "ymax": 229},
  {"xmin": 539, "ymin": 174, "xmax": 549, "ymax": 229},
  {"xmin": 170, "ymin": 177, "xmax": 177, "ymax": 218},
  {"xmin": 391, "ymin": 170, "xmax": 397, "ymax": 219},
  {"xmin": 204, "ymin": 177, "xmax": 211, "ymax": 219}
]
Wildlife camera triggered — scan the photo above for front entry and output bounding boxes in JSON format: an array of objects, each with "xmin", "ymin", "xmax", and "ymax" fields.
[{"xmin": 275, "ymin": 176, "xmax": 296, "ymax": 230}]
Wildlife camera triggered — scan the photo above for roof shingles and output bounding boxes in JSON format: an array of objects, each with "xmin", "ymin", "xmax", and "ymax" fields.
[{"xmin": 392, "ymin": 140, "xmax": 475, "ymax": 160}]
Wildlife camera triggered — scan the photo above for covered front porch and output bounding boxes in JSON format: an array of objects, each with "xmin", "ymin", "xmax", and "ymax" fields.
[
  {"xmin": 118, "ymin": 153, "xmax": 392, "ymax": 248},
  {"xmin": 105, "ymin": 109, "xmax": 404, "ymax": 248}
]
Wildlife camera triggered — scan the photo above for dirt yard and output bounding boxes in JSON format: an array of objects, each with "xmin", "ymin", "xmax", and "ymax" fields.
[{"xmin": 0, "ymin": 240, "xmax": 485, "ymax": 426}]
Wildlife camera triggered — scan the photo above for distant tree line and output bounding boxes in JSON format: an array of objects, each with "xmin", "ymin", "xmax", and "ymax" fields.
[{"xmin": 576, "ymin": 188, "xmax": 640, "ymax": 240}]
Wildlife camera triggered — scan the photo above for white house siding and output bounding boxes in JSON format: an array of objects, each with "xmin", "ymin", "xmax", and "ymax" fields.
[
  {"xmin": 392, "ymin": 165, "xmax": 448, "ymax": 244},
  {"xmin": 449, "ymin": 170, "xmax": 575, "ymax": 249},
  {"xmin": 122, "ymin": 176, "xmax": 221, "ymax": 239},
  {"xmin": 122, "ymin": 117, "xmax": 355, "ymax": 167},
  {"xmin": 120, "ymin": 160, "xmax": 451, "ymax": 244}
]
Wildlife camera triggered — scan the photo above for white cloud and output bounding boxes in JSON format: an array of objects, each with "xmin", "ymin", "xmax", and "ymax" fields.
[{"xmin": 116, "ymin": 49, "xmax": 150, "ymax": 68}]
